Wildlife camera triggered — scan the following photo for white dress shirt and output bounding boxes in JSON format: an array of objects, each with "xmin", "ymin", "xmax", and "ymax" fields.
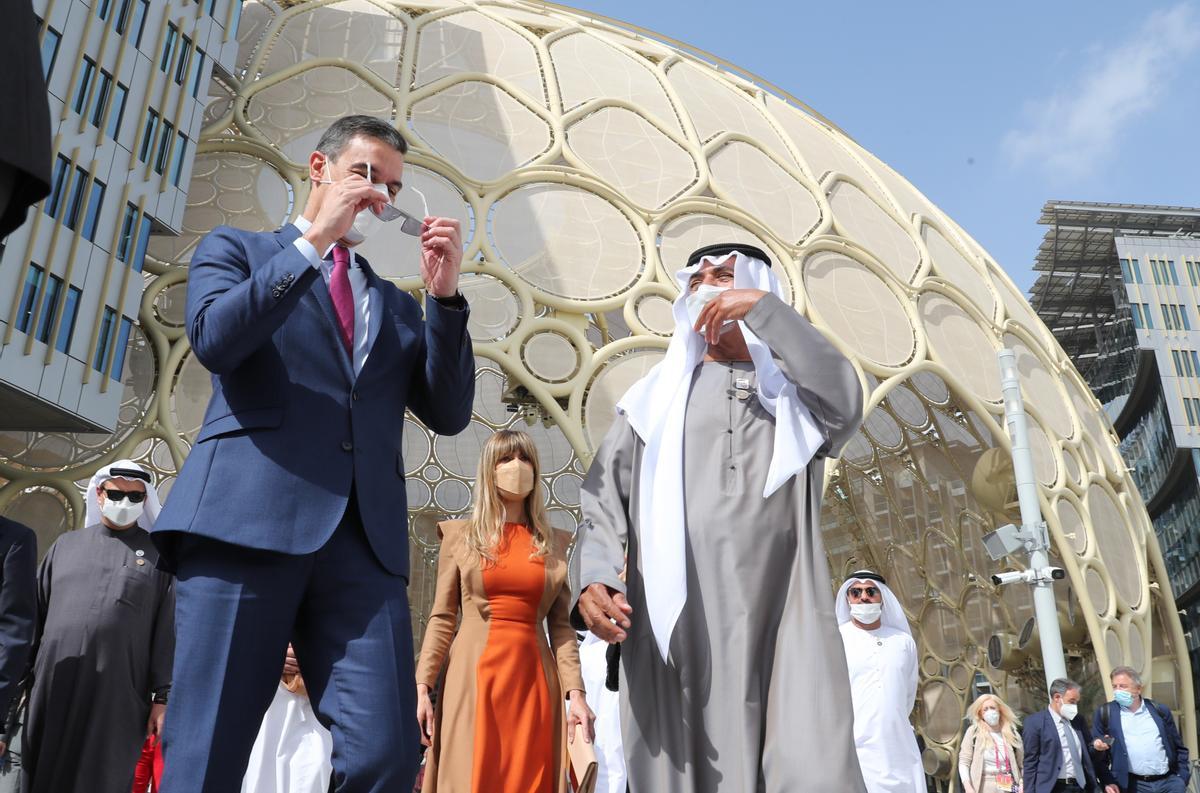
[
  {"xmin": 1051, "ymin": 709, "xmax": 1082, "ymax": 780},
  {"xmin": 292, "ymin": 217, "xmax": 372, "ymax": 375},
  {"xmin": 1120, "ymin": 702, "xmax": 1170, "ymax": 776}
]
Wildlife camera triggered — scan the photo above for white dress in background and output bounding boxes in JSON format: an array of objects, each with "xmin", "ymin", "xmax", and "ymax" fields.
[
  {"xmin": 240, "ymin": 682, "xmax": 333, "ymax": 793},
  {"xmin": 579, "ymin": 632, "xmax": 627, "ymax": 793}
]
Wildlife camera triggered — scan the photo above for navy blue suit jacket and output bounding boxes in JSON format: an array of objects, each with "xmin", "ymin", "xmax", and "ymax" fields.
[
  {"xmin": 0, "ymin": 517, "xmax": 35, "ymax": 736},
  {"xmin": 154, "ymin": 224, "xmax": 474, "ymax": 576},
  {"xmin": 1092, "ymin": 699, "xmax": 1190, "ymax": 789},
  {"xmin": 1022, "ymin": 707, "xmax": 1097, "ymax": 793}
]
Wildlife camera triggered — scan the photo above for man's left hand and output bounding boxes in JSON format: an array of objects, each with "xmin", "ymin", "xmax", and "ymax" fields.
[
  {"xmin": 694, "ymin": 288, "xmax": 768, "ymax": 345},
  {"xmin": 146, "ymin": 703, "xmax": 166, "ymax": 742},
  {"xmin": 1104, "ymin": 785, "xmax": 1119, "ymax": 793},
  {"xmin": 420, "ymin": 217, "xmax": 463, "ymax": 298}
]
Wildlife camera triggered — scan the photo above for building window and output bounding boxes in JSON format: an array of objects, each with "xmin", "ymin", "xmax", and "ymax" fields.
[
  {"xmin": 107, "ymin": 83, "xmax": 128, "ymax": 141},
  {"xmin": 90, "ymin": 69, "xmax": 113, "ymax": 128},
  {"xmin": 81, "ymin": 179, "xmax": 106, "ymax": 242},
  {"xmin": 63, "ymin": 167, "xmax": 89, "ymax": 231},
  {"xmin": 130, "ymin": 0, "xmax": 149, "ymax": 47},
  {"xmin": 1131, "ymin": 259, "xmax": 1144, "ymax": 283},
  {"xmin": 1182, "ymin": 305, "xmax": 1192, "ymax": 331},
  {"xmin": 15, "ymin": 263, "xmax": 44, "ymax": 334},
  {"xmin": 1187, "ymin": 399, "xmax": 1196, "ymax": 427},
  {"xmin": 1191, "ymin": 350, "xmax": 1199, "ymax": 375},
  {"xmin": 139, "ymin": 110, "xmax": 159, "ymax": 163},
  {"xmin": 114, "ymin": 0, "xmax": 133, "ymax": 33},
  {"xmin": 1169, "ymin": 260, "xmax": 1180, "ymax": 286},
  {"xmin": 56, "ymin": 285, "xmax": 82, "ymax": 354},
  {"xmin": 190, "ymin": 50, "xmax": 206, "ymax": 98},
  {"xmin": 74, "ymin": 56, "xmax": 97, "ymax": 115},
  {"xmin": 1143, "ymin": 303, "xmax": 1152, "ymax": 329},
  {"xmin": 160, "ymin": 23, "xmax": 178, "ymax": 73},
  {"xmin": 1131, "ymin": 303, "xmax": 1144, "ymax": 329},
  {"xmin": 1162, "ymin": 305, "xmax": 1172, "ymax": 330},
  {"xmin": 93, "ymin": 307, "xmax": 117, "ymax": 372},
  {"xmin": 1120, "ymin": 259, "xmax": 1133, "ymax": 283},
  {"xmin": 1172, "ymin": 349, "xmax": 1183, "ymax": 376},
  {"xmin": 97, "ymin": 0, "xmax": 113, "ymax": 21},
  {"xmin": 117, "ymin": 202, "xmax": 138, "ymax": 262},
  {"xmin": 207, "ymin": 0, "xmax": 218, "ymax": 16},
  {"xmin": 133, "ymin": 215, "xmax": 152, "ymax": 273},
  {"xmin": 1151, "ymin": 259, "xmax": 1161, "ymax": 285},
  {"xmin": 174, "ymin": 36, "xmax": 192, "ymax": 86},
  {"xmin": 111, "ymin": 317, "xmax": 133, "ymax": 380},
  {"xmin": 172, "ymin": 133, "xmax": 188, "ymax": 186},
  {"xmin": 34, "ymin": 274, "xmax": 63, "ymax": 344},
  {"xmin": 40, "ymin": 26, "xmax": 61, "ymax": 79},
  {"xmin": 44, "ymin": 155, "xmax": 70, "ymax": 219},
  {"xmin": 155, "ymin": 121, "xmax": 174, "ymax": 175}
]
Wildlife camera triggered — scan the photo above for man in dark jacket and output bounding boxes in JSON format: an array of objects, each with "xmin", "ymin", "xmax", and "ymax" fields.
[
  {"xmin": 0, "ymin": 517, "xmax": 36, "ymax": 755},
  {"xmin": 1022, "ymin": 677, "xmax": 1099, "ymax": 793},
  {"xmin": 1092, "ymin": 666, "xmax": 1189, "ymax": 793}
]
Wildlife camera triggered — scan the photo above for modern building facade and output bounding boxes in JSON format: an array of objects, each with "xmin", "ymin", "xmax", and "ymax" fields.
[
  {"xmin": 1029, "ymin": 200, "xmax": 1200, "ymax": 728},
  {"xmin": 0, "ymin": 0, "xmax": 241, "ymax": 431}
]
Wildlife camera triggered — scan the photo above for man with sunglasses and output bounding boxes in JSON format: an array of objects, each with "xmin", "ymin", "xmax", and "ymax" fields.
[
  {"xmin": 154, "ymin": 114, "xmax": 474, "ymax": 793},
  {"xmin": 836, "ymin": 571, "xmax": 926, "ymax": 792},
  {"xmin": 22, "ymin": 460, "xmax": 174, "ymax": 793}
]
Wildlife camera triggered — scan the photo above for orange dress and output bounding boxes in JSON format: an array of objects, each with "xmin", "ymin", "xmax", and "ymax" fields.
[
  {"xmin": 471, "ymin": 524, "xmax": 555, "ymax": 792},
  {"xmin": 416, "ymin": 520, "xmax": 583, "ymax": 793}
]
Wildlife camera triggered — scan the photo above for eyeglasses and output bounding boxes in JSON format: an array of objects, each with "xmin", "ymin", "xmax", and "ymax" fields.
[
  {"xmin": 848, "ymin": 586, "xmax": 879, "ymax": 599},
  {"xmin": 103, "ymin": 489, "xmax": 146, "ymax": 503}
]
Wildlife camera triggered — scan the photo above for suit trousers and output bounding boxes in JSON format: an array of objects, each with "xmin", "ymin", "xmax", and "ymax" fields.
[
  {"xmin": 159, "ymin": 495, "xmax": 418, "ymax": 793},
  {"xmin": 1127, "ymin": 775, "xmax": 1187, "ymax": 793}
]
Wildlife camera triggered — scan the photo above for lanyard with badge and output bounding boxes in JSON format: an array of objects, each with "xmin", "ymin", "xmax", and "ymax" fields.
[{"xmin": 993, "ymin": 733, "xmax": 1015, "ymax": 792}]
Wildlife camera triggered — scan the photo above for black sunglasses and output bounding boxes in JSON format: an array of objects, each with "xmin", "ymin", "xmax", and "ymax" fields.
[
  {"xmin": 103, "ymin": 489, "xmax": 146, "ymax": 503},
  {"xmin": 848, "ymin": 586, "xmax": 879, "ymax": 599}
]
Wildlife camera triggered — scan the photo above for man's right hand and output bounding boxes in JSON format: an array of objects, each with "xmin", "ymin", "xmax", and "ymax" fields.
[
  {"xmin": 304, "ymin": 173, "xmax": 388, "ymax": 253},
  {"xmin": 577, "ymin": 583, "xmax": 633, "ymax": 643},
  {"xmin": 1105, "ymin": 785, "xmax": 1119, "ymax": 793}
]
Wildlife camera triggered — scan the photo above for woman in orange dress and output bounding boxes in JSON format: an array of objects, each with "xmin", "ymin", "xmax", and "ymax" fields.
[{"xmin": 416, "ymin": 429, "xmax": 595, "ymax": 793}]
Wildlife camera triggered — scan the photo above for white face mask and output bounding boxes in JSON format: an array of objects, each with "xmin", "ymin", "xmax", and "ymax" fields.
[
  {"xmin": 340, "ymin": 182, "xmax": 390, "ymax": 246},
  {"xmin": 983, "ymin": 708, "xmax": 1000, "ymax": 727},
  {"xmin": 495, "ymin": 459, "xmax": 535, "ymax": 499},
  {"xmin": 1059, "ymin": 702, "xmax": 1078, "ymax": 721},
  {"xmin": 684, "ymin": 284, "xmax": 733, "ymax": 337},
  {"xmin": 849, "ymin": 602, "xmax": 883, "ymax": 624},
  {"xmin": 101, "ymin": 498, "xmax": 144, "ymax": 528}
]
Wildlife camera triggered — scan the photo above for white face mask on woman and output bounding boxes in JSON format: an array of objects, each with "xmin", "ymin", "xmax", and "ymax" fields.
[{"xmin": 983, "ymin": 708, "xmax": 1000, "ymax": 727}]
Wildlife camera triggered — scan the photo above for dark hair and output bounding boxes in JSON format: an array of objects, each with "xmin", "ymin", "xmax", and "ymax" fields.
[
  {"xmin": 1049, "ymin": 677, "xmax": 1081, "ymax": 700},
  {"xmin": 315, "ymin": 115, "xmax": 408, "ymax": 159}
]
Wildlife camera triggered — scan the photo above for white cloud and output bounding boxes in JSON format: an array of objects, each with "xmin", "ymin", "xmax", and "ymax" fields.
[{"xmin": 1002, "ymin": 3, "xmax": 1200, "ymax": 179}]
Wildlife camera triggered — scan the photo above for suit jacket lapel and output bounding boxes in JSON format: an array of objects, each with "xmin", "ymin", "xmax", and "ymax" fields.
[
  {"xmin": 277, "ymin": 225, "xmax": 355, "ymax": 383},
  {"xmin": 358, "ymin": 256, "xmax": 385, "ymax": 356}
]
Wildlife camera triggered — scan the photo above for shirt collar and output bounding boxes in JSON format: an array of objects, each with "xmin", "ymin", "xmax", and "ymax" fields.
[{"xmin": 293, "ymin": 216, "xmax": 359, "ymax": 268}]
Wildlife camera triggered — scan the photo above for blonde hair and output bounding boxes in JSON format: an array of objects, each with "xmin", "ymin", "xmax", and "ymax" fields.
[
  {"xmin": 967, "ymin": 693, "xmax": 1021, "ymax": 747},
  {"xmin": 465, "ymin": 429, "xmax": 552, "ymax": 563}
]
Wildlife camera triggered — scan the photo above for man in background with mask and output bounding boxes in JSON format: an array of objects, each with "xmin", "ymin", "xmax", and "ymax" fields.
[
  {"xmin": 154, "ymin": 114, "xmax": 474, "ymax": 792},
  {"xmin": 574, "ymin": 243, "xmax": 867, "ymax": 792},
  {"xmin": 22, "ymin": 460, "xmax": 174, "ymax": 793},
  {"xmin": 836, "ymin": 571, "xmax": 925, "ymax": 792},
  {"xmin": 1022, "ymin": 678, "xmax": 1098, "ymax": 793},
  {"xmin": 1091, "ymin": 666, "xmax": 1189, "ymax": 793}
]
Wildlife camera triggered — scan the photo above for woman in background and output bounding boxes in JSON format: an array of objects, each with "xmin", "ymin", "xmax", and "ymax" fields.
[
  {"xmin": 958, "ymin": 692, "xmax": 1023, "ymax": 793},
  {"xmin": 416, "ymin": 429, "xmax": 594, "ymax": 793}
]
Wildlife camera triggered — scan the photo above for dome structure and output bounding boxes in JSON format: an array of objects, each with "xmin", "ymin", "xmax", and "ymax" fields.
[{"xmin": 0, "ymin": 0, "xmax": 1192, "ymax": 779}]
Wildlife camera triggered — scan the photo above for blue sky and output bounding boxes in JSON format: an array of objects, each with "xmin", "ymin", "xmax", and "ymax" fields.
[{"xmin": 571, "ymin": 1, "xmax": 1200, "ymax": 292}]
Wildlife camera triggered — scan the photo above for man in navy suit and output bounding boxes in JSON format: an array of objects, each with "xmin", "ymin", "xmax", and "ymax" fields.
[
  {"xmin": 1023, "ymin": 677, "xmax": 1099, "ymax": 793},
  {"xmin": 1091, "ymin": 666, "xmax": 1189, "ymax": 792},
  {"xmin": 154, "ymin": 115, "xmax": 474, "ymax": 793}
]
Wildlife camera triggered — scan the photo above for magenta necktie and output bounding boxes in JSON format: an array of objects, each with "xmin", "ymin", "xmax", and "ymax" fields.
[{"xmin": 329, "ymin": 244, "xmax": 356, "ymax": 357}]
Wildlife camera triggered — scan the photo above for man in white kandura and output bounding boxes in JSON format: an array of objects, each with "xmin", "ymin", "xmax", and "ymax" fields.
[{"xmin": 837, "ymin": 570, "xmax": 926, "ymax": 793}]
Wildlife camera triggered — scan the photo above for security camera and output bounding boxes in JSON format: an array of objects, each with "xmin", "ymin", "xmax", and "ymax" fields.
[
  {"xmin": 991, "ymin": 570, "xmax": 1028, "ymax": 587},
  {"xmin": 1047, "ymin": 566, "xmax": 1066, "ymax": 580}
]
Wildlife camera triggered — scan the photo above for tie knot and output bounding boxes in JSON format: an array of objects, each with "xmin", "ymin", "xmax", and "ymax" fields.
[{"xmin": 331, "ymin": 244, "xmax": 350, "ymax": 270}]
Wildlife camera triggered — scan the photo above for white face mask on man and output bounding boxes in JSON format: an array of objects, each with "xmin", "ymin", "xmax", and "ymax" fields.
[
  {"xmin": 100, "ymin": 497, "xmax": 144, "ymax": 528},
  {"xmin": 316, "ymin": 161, "xmax": 392, "ymax": 246},
  {"xmin": 849, "ymin": 602, "xmax": 883, "ymax": 624},
  {"xmin": 685, "ymin": 284, "xmax": 735, "ymax": 337}
]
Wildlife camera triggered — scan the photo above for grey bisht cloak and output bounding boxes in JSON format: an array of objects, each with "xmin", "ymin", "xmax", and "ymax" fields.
[
  {"xmin": 574, "ymin": 293, "xmax": 869, "ymax": 793},
  {"xmin": 22, "ymin": 523, "xmax": 174, "ymax": 793}
]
